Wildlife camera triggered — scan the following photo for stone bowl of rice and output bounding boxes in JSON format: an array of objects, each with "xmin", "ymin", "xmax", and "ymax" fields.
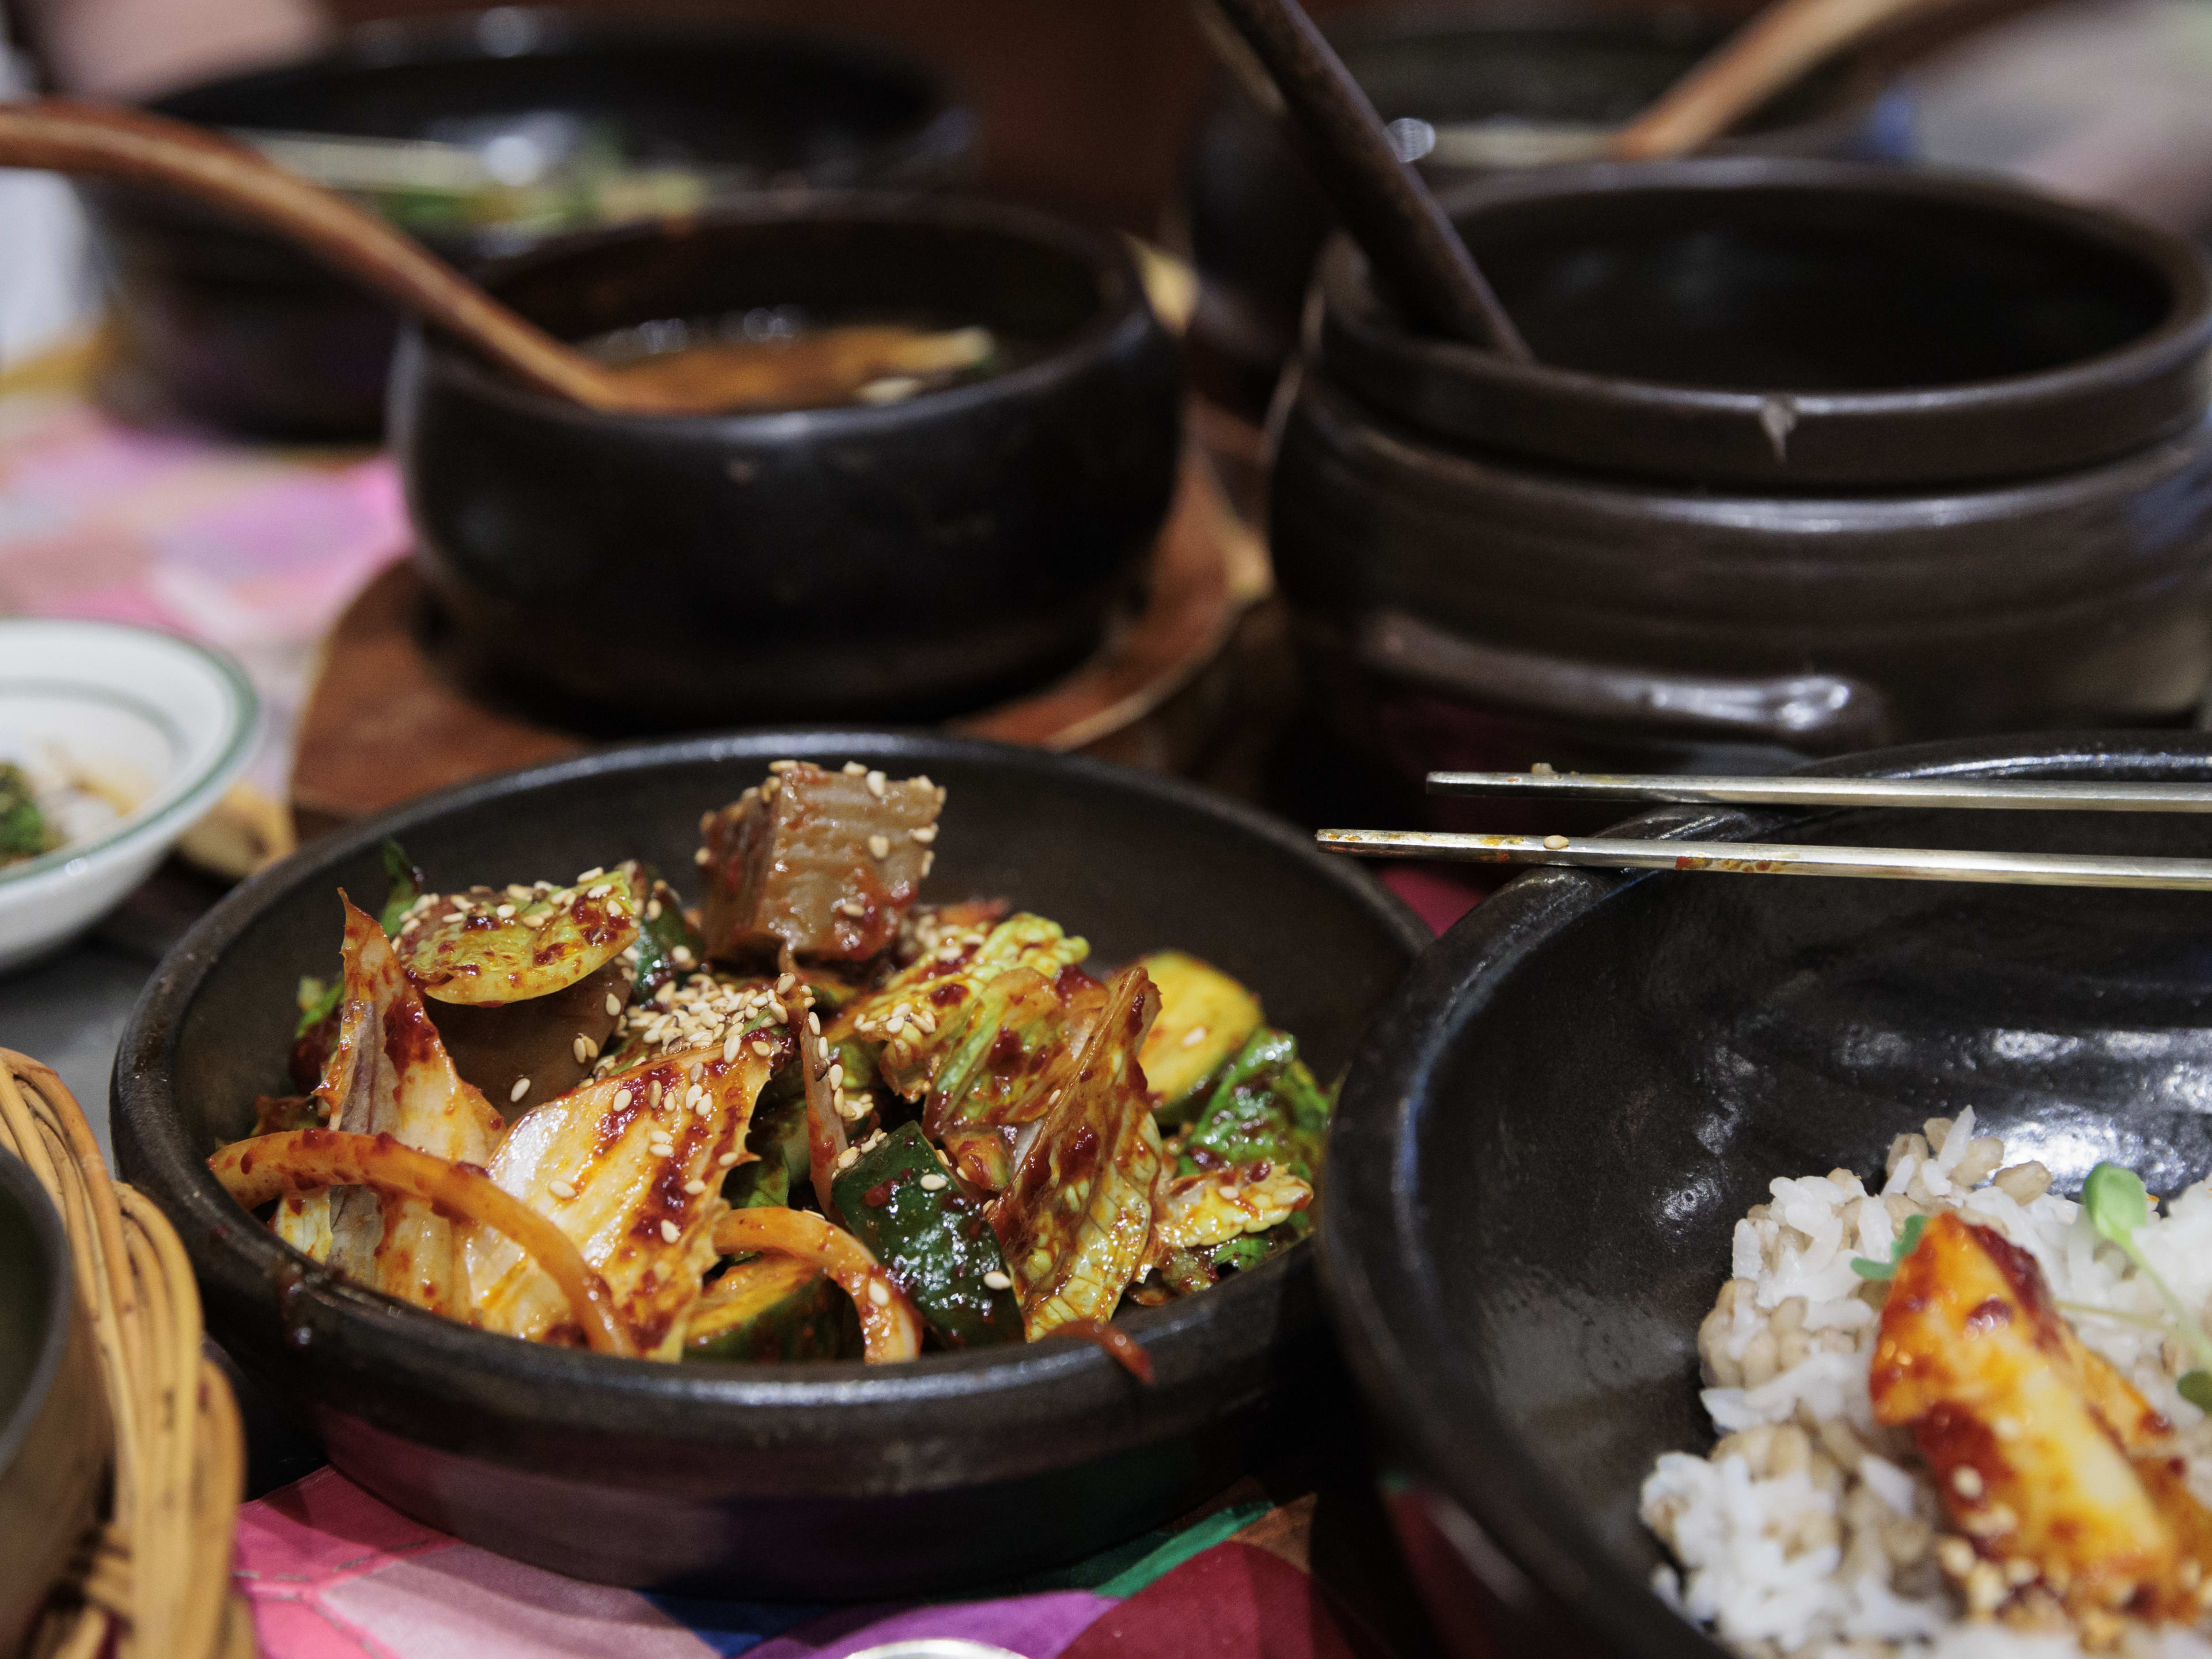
[{"xmin": 1321, "ymin": 733, "xmax": 2212, "ymax": 1659}]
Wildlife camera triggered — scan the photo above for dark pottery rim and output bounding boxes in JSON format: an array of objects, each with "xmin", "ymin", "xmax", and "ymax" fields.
[
  {"xmin": 0, "ymin": 1150, "xmax": 76, "ymax": 1500},
  {"xmin": 1317, "ymin": 729, "xmax": 2212, "ymax": 1659},
  {"xmin": 116, "ymin": 732, "xmax": 1427, "ymax": 1493},
  {"xmin": 1313, "ymin": 157, "xmax": 2212, "ymax": 488},
  {"xmin": 141, "ymin": 7, "xmax": 973, "ymax": 257},
  {"xmin": 0, "ymin": 1146, "xmax": 104, "ymax": 1656},
  {"xmin": 404, "ymin": 190, "xmax": 1156, "ymax": 436}
]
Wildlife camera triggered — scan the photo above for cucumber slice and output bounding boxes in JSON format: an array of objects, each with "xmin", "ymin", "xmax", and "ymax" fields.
[
  {"xmin": 683, "ymin": 1255, "xmax": 861, "ymax": 1361},
  {"xmin": 1137, "ymin": 951, "xmax": 1262, "ymax": 1120},
  {"xmin": 831, "ymin": 1122, "xmax": 1020, "ymax": 1348}
]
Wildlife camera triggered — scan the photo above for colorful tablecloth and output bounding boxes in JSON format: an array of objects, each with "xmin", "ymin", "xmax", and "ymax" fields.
[
  {"xmin": 233, "ymin": 1469, "xmax": 1384, "ymax": 1659},
  {"xmin": 0, "ymin": 351, "xmax": 407, "ymax": 795}
]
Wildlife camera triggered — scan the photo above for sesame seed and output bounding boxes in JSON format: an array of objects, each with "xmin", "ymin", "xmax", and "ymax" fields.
[
  {"xmin": 615, "ymin": 1088, "xmax": 632, "ymax": 1109},
  {"xmin": 548, "ymin": 1178, "xmax": 578, "ymax": 1199},
  {"xmin": 646, "ymin": 898, "xmax": 662, "ymax": 921},
  {"xmin": 1180, "ymin": 1025, "xmax": 1209, "ymax": 1048},
  {"xmin": 806, "ymin": 1011, "xmax": 821, "ymax": 1035},
  {"xmin": 769, "ymin": 759, "xmax": 800, "ymax": 773},
  {"xmin": 750, "ymin": 1039, "xmax": 772, "ymax": 1058},
  {"xmin": 724, "ymin": 1032, "xmax": 743, "ymax": 1063},
  {"xmin": 573, "ymin": 1035, "xmax": 598, "ymax": 1063},
  {"xmin": 839, "ymin": 1097, "xmax": 868, "ymax": 1120},
  {"xmin": 694, "ymin": 1098, "xmax": 712, "ymax": 1118},
  {"xmin": 837, "ymin": 1147, "xmax": 859, "ymax": 1170},
  {"xmin": 694, "ymin": 847, "xmax": 712, "ymax": 866},
  {"xmin": 910, "ymin": 824, "xmax": 938, "ymax": 844},
  {"xmin": 767, "ymin": 998, "xmax": 788, "ymax": 1024},
  {"xmin": 607, "ymin": 992, "xmax": 624, "ymax": 1017},
  {"xmin": 920, "ymin": 851, "xmax": 934, "ymax": 877},
  {"xmin": 867, "ymin": 1279, "xmax": 890, "ymax": 1307},
  {"xmin": 919, "ymin": 1173, "xmax": 947, "ymax": 1191},
  {"xmin": 496, "ymin": 903, "xmax": 516, "ymax": 919},
  {"xmin": 719, "ymin": 1151, "xmax": 741, "ymax": 1167},
  {"xmin": 837, "ymin": 899, "xmax": 867, "ymax": 918},
  {"xmin": 1543, "ymin": 834, "xmax": 1570, "ymax": 850},
  {"xmin": 828, "ymin": 1062, "xmax": 844, "ymax": 1089},
  {"xmin": 983, "ymin": 1270, "xmax": 1012, "ymax": 1290},
  {"xmin": 868, "ymin": 834, "xmax": 891, "ymax": 860},
  {"xmin": 510, "ymin": 1077, "xmax": 531, "ymax": 1103},
  {"xmin": 586, "ymin": 883, "xmax": 611, "ymax": 900},
  {"xmin": 843, "ymin": 761, "xmax": 866, "ymax": 775},
  {"xmin": 683, "ymin": 1179, "xmax": 707, "ymax": 1195},
  {"xmin": 577, "ymin": 867, "xmax": 605, "ymax": 883},
  {"xmin": 660, "ymin": 1220, "xmax": 680, "ymax": 1244},
  {"xmin": 776, "ymin": 973, "xmax": 797, "ymax": 994},
  {"xmin": 865, "ymin": 770, "xmax": 887, "ymax": 798}
]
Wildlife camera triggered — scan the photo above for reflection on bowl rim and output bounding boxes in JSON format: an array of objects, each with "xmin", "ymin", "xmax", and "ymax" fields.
[{"xmin": 0, "ymin": 619, "xmax": 258, "ymax": 893}]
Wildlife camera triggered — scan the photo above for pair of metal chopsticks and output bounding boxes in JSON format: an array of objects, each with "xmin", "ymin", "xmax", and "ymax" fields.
[{"xmin": 1315, "ymin": 771, "xmax": 2212, "ymax": 891}]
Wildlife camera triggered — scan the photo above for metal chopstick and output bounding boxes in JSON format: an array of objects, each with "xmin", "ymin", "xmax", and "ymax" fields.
[
  {"xmin": 1315, "ymin": 829, "xmax": 2212, "ymax": 891},
  {"xmin": 1422, "ymin": 771, "xmax": 2212, "ymax": 813}
]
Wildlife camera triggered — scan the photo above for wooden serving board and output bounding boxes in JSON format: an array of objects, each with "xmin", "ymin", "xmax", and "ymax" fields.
[{"xmin": 290, "ymin": 445, "xmax": 1277, "ymax": 830}]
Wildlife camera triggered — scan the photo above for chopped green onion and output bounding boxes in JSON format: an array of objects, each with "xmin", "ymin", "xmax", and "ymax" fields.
[
  {"xmin": 1850, "ymin": 1211, "xmax": 1928, "ymax": 1281},
  {"xmin": 2080, "ymin": 1161, "xmax": 2212, "ymax": 1384}
]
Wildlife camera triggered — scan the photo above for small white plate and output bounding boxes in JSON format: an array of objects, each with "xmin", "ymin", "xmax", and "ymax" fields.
[{"xmin": 0, "ymin": 619, "xmax": 257, "ymax": 972}]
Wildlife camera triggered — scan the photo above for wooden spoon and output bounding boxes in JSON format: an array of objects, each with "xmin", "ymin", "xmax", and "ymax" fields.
[
  {"xmin": 0, "ymin": 99, "xmax": 672, "ymax": 414},
  {"xmin": 1194, "ymin": 0, "xmax": 1532, "ymax": 359},
  {"xmin": 1417, "ymin": 0, "xmax": 1972, "ymax": 169}
]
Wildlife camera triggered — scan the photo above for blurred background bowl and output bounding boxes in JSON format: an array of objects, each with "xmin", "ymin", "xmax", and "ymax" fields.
[
  {"xmin": 0, "ymin": 1147, "xmax": 109, "ymax": 1657},
  {"xmin": 77, "ymin": 6, "xmax": 975, "ymax": 440},
  {"xmin": 0, "ymin": 620, "xmax": 257, "ymax": 973},
  {"xmin": 1177, "ymin": 2, "xmax": 1910, "ymax": 420},
  {"xmin": 1319, "ymin": 730, "xmax": 2212, "ymax": 1659},
  {"xmin": 394, "ymin": 193, "xmax": 1183, "ymax": 732}
]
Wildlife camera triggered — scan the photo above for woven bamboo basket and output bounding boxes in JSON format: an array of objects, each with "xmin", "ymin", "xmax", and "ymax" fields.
[{"xmin": 0, "ymin": 1050, "xmax": 255, "ymax": 1659}]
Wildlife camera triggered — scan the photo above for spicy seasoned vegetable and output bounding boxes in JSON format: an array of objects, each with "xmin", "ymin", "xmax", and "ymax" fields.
[{"xmin": 213, "ymin": 760, "xmax": 1329, "ymax": 1369}]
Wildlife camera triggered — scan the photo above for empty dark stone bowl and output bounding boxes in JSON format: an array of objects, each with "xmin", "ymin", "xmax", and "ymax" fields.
[
  {"xmin": 0, "ymin": 1149, "xmax": 109, "ymax": 1656},
  {"xmin": 1271, "ymin": 160, "xmax": 2212, "ymax": 808},
  {"xmin": 82, "ymin": 8, "xmax": 974, "ymax": 440},
  {"xmin": 393, "ymin": 195, "xmax": 1182, "ymax": 732},
  {"xmin": 1320, "ymin": 732, "xmax": 2212, "ymax": 1659},
  {"xmin": 1180, "ymin": 6, "xmax": 1906, "ymax": 416},
  {"xmin": 1312, "ymin": 158, "xmax": 2212, "ymax": 488},
  {"xmin": 113, "ymin": 731, "xmax": 1425, "ymax": 1596}
]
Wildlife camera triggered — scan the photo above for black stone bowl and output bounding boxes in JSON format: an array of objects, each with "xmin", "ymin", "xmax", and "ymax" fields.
[
  {"xmin": 113, "ymin": 732, "xmax": 1425, "ymax": 1596},
  {"xmin": 393, "ymin": 196, "xmax": 1182, "ymax": 732},
  {"xmin": 1313, "ymin": 158, "xmax": 2212, "ymax": 488},
  {"xmin": 1320, "ymin": 732, "xmax": 2212, "ymax": 1659},
  {"xmin": 0, "ymin": 1149, "xmax": 109, "ymax": 1656},
  {"xmin": 82, "ymin": 8, "xmax": 974, "ymax": 440}
]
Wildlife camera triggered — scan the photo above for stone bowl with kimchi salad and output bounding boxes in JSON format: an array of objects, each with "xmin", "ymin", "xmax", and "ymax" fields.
[
  {"xmin": 113, "ymin": 732, "xmax": 1425, "ymax": 1594},
  {"xmin": 1321, "ymin": 734, "xmax": 2212, "ymax": 1659}
]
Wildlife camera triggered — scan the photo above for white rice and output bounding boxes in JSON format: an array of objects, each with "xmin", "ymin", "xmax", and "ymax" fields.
[{"xmin": 1641, "ymin": 1110, "xmax": 2212, "ymax": 1659}]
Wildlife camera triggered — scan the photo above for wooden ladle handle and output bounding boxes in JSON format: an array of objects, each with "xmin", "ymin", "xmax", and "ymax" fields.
[
  {"xmin": 1611, "ymin": 0, "xmax": 1961, "ymax": 160},
  {"xmin": 0, "ymin": 99, "xmax": 645, "ymax": 412},
  {"xmin": 1196, "ymin": 0, "xmax": 1531, "ymax": 359}
]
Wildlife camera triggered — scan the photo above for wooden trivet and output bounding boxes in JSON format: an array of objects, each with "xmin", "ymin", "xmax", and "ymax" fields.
[{"xmin": 291, "ymin": 445, "xmax": 1274, "ymax": 828}]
